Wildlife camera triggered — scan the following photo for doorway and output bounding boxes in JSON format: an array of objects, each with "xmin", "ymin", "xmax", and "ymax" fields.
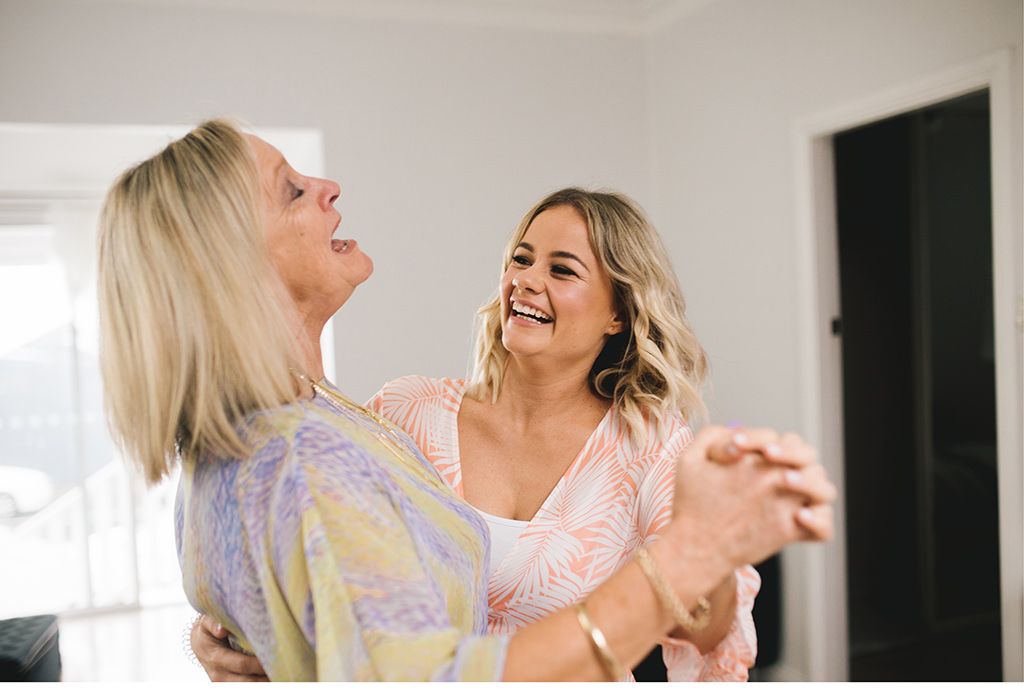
[{"xmin": 833, "ymin": 91, "xmax": 1001, "ymax": 681}]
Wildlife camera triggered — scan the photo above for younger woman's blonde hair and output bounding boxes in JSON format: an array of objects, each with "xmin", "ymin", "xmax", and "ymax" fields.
[
  {"xmin": 97, "ymin": 119, "xmax": 302, "ymax": 484},
  {"xmin": 468, "ymin": 188, "xmax": 708, "ymax": 440}
]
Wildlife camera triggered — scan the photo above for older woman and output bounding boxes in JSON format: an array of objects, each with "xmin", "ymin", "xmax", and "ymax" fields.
[{"xmin": 99, "ymin": 119, "xmax": 834, "ymax": 681}]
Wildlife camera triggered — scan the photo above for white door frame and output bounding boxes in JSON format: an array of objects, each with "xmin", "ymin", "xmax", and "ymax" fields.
[{"xmin": 790, "ymin": 49, "xmax": 1022, "ymax": 682}]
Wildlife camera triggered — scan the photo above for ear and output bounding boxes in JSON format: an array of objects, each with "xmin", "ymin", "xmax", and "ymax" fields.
[{"xmin": 606, "ymin": 313, "xmax": 625, "ymax": 336}]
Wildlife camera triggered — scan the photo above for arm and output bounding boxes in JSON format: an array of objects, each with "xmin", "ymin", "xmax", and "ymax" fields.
[
  {"xmin": 634, "ymin": 427, "xmax": 752, "ymax": 680},
  {"xmin": 638, "ymin": 426, "xmax": 832, "ymax": 681},
  {"xmin": 275, "ymin": 428, "xmax": 506, "ymax": 681},
  {"xmin": 678, "ymin": 571, "xmax": 738, "ymax": 652},
  {"xmin": 503, "ymin": 526, "xmax": 719, "ymax": 680},
  {"xmin": 290, "ymin": 423, "xmax": 707, "ymax": 681},
  {"xmin": 637, "ymin": 426, "xmax": 742, "ymax": 654},
  {"xmin": 192, "ymin": 523, "xmax": 718, "ymax": 682},
  {"xmin": 197, "ymin": 424, "xmax": 834, "ymax": 681},
  {"xmin": 662, "ymin": 565, "xmax": 761, "ymax": 681},
  {"xmin": 190, "ymin": 616, "xmax": 268, "ymax": 682},
  {"xmin": 192, "ymin": 378, "xmax": 424, "ymax": 682},
  {"xmin": 504, "ymin": 425, "xmax": 835, "ymax": 681}
]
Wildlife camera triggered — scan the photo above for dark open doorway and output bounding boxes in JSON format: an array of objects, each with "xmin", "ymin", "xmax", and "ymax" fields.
[{"xmin": 834, "ymin": 90, "xmax": 1002, "ymax": 681}]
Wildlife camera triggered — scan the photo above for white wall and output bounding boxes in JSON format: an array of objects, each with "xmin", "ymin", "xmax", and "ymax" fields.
[
  {"xmin": 646, "ymin": 0, "xmax": 1021, "ymax": 427},
  {"xmin": 0, "ymin": 0, "xmax": 651, "ymax": 401},
  {"xmin": 644, "ymin": 0, "xmax": 1022, "ymax": 681},
  {"xmin": 2, "ymin": 0, "xmax": 1020, "ymax": 682}
]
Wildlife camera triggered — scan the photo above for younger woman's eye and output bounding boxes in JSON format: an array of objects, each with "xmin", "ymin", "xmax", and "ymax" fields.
[
  {"xmin": 552, "ymin": 265, "xmax": 576, "ymax": 277},
  {"xmin": 511, "ymin": 255, "xmax": 530, "ymax": 266}
]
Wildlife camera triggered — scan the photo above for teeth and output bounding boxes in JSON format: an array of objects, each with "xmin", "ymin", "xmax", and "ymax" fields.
[{"xmin": 511, "ymin": 300, "xmax": 552, "ymax": 323}]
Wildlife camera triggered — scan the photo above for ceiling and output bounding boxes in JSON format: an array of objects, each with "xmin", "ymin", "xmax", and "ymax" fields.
[{"xmin": 91, "ymin": 0, "xmax": 722, "ymax": 35}]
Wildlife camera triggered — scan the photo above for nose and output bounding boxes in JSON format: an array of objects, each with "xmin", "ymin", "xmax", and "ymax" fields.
[
  {"xmin": 316, "ymin": 177, "xmax": 340, "ymax": 210},
  {"xmin": 512, "ymin": 268, "xmax": 542, "ymax": 294}
]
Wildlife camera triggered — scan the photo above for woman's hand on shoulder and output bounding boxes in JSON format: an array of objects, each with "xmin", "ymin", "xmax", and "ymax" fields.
[{"xmin": 191, "ymin": 614, "xmax": 269, "ymax": 682}]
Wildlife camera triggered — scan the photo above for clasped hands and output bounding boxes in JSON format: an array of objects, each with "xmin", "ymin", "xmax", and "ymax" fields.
[{"xmin": 669, "ymin": 425, "xmax": 837, "ymax": 583}]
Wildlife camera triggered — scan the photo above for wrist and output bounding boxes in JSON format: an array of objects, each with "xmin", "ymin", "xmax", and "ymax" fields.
[{"xmin": 651, "ymin": 521, "xmax": 732, "ymax": 599}]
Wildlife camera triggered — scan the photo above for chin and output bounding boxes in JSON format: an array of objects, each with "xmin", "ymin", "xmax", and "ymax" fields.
[
  {"xmin": 501, "ymin": 332, "xmax": 547, "ymax": 357},
  {"xmin": 346, "ymin": 251, "xmax": 375, "ymax": 286},
  {"xmin": 358, "ymin": 250, "xmax": 374, "ymax": 275}
]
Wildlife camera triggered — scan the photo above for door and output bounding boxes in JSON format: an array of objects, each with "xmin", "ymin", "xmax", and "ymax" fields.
[{"xmin": 833, "ymin": 90, "xmax": 1002, "ymax": 681}]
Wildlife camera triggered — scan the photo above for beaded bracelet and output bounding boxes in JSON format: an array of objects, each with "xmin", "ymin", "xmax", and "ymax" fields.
[
  {"xmin": 181, "ymin": 613, "xmax": 202, "ymax": 668},
  {"xmin": 634, "ymin": 545, "xmax": 712, "ymax": 632}
]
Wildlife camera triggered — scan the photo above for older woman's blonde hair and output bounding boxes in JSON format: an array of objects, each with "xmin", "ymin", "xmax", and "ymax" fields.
[
  {"xmin": 468, "ymin": 188, "xmax": 708, "ymax": 440},
  {"xmin": 97, "ymin": 119, "xmax": 302, "ymax": 484}
]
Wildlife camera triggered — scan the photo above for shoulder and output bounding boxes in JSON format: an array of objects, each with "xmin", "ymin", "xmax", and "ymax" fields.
[
  {"xmin": 377, "ymin": 374, "xmax": 466, "ymax": 399},
  {"xmin": 235, "ymin": 406, "xmax": 398, "ymax": 568},
  {"xmin": 246, "ymin": 402, "xmax": 378, "ymax": 481},
  {"xmin": 609, "ymin": 406, "xmax": 693, "ymax": 461},
  {"xmin": 367, "ymin": 375, "xmax": 465, "ymax": 419},
  {"xmin": 189, "ymin": 404, "xmax": 370, "ymax": 530},
  {"xmin": 656, "ymin": 412, "xmax": 695, "ymax": 458}
]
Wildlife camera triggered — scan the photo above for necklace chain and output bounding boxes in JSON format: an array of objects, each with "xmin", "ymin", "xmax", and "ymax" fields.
[{"xmin": 294, "ymin": 372, "xmax": 416, "ymax": 462}]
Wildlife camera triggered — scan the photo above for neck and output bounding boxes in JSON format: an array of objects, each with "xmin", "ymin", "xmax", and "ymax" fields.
[
  {"xmin": 294, "ymin": 305, "xmax": 327, "ymax": 382},
  {"xmin": 496, "ymin": 357, "xmax": 605, "ymax": 428}
]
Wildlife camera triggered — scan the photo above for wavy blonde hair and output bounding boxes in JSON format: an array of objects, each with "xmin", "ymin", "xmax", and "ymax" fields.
[
  {"xmin": 467, "ymin": 188, "xmax": 708, "ymax": 440},
  {"xmin": 97, "ymin": 119, "xmax": 302, "ymax": 484}
]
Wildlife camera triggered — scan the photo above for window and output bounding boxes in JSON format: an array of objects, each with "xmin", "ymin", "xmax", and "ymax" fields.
[{"xmin": 0, "ymin": 124, "xmax": 328, "ymax": 624}]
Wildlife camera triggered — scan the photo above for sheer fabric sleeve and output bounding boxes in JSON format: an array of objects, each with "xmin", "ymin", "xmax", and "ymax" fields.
[
  {"xmin": 266, "ymin": 419, "xmax": 508, "ymax": 681},
  {"xmin": 635, "ymin": 423, "xmax": 760, "ymax": 682}
]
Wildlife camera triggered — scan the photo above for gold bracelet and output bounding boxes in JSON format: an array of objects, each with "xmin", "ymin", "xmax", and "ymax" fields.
[
  {"xmin": 574, "ymin": 602, "xmax": 627, "ymax": 681},
  {"xmin": 634, "ymin": 545, "xmax": 712, "ymax": 632}
]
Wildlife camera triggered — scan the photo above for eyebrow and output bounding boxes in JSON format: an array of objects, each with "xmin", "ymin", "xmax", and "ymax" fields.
[{"xmin": 516, "ymin": 241, "xmax": 590, "ymax": 272}]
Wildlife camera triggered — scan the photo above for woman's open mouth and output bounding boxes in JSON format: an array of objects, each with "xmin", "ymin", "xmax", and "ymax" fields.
[
  {"xmin": 509, "ymin": 299, "xmax": 553, "ymax": 325},
  {"xmin": 329, "ymin": 213, "xmax": 352, "ymax": 254}
]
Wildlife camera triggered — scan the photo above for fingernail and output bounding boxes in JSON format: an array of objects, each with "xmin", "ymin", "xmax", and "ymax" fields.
[
  {"xmin": 733, "ymin": 432, "xmax": 749, "ymax": 446},
  {"xmin": 215, "ymin": 622, "xmax": 223, "ymax": 632},
  {"xmin": 766, "ymin": 443, "xmax": 783, "ymax": 458},
  {"xmin": 785, "ymin": 470, "xmax": 802, "ymax": 486},
  {"xmin": 797, "ymin": 507, "xmax": 813, "ymax": 523}
]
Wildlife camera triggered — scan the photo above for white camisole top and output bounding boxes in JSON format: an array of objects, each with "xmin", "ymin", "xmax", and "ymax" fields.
[{"xmin": 473, "ymin": 506, "xmax": 529, "ymax": 575}]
